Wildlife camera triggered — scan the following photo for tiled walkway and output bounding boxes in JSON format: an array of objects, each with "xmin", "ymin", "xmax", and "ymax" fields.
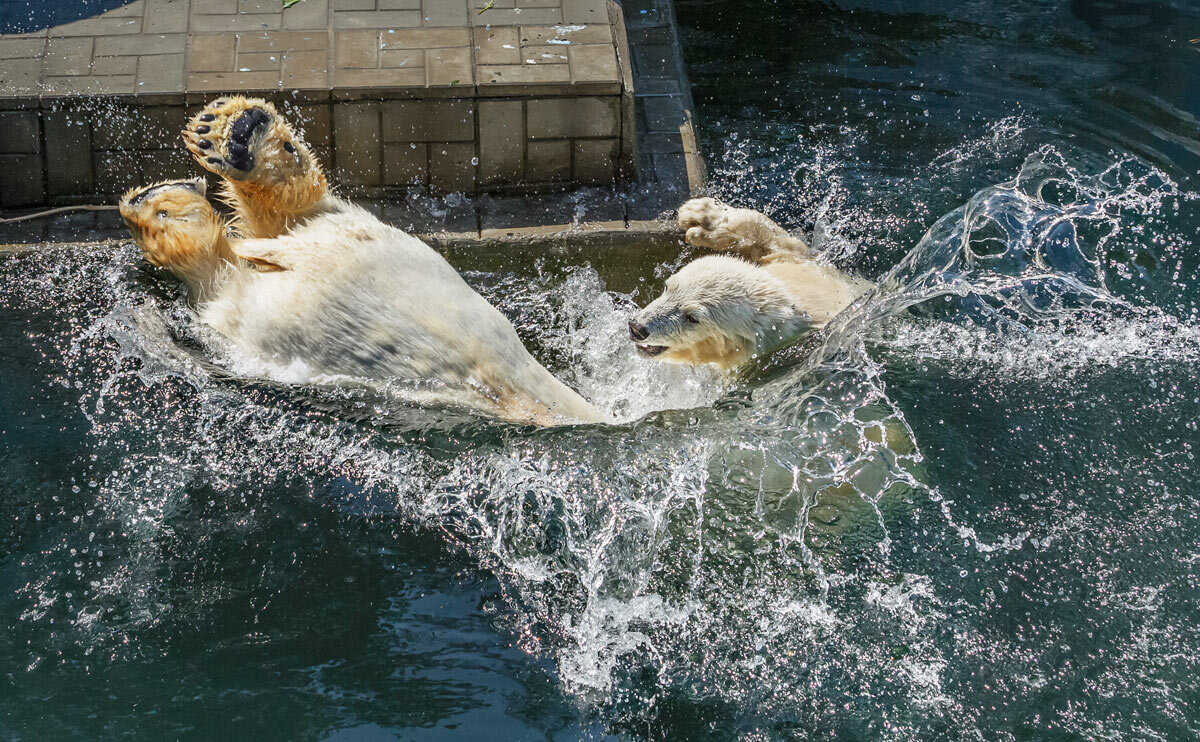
[{"xmin": 0, "ymin": 0, "xmax": 704, "ymax": 240}]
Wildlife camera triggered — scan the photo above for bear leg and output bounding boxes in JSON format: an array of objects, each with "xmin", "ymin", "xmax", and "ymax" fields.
[
  {"xmin": 183, "ymin": 96, "xmax": 327, "ymax": 239},
  {"xmin": 678, "ymin": 197, "xmax": 809, "ymax": 263}
]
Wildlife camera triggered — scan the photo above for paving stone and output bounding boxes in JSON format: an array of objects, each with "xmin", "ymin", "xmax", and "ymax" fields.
[
  {"xmin": 43, "ymin": 75, "xmax": 137, "ymax": 96},
  {"xmin": 0, "ymin": 111, "xmax": 40, "ymax": 154},
  {"xmin": 106, "ymin": 1, "xmax": 148, "ymax": 18},
  {"xmin": 420, "ymin": 0, "xmax": 466, "ymax": 25},
  {"xmin": 0, "ymin": 59, "xmax": 40, "ymax": 96},
  {"xmin": 333, "ymin": 0, "xmax": 375, "ymax": 9},
  {"xmin": 91, "ymin": 108, "xmax": 140, "ymax": 150},
  {"xmin": 383, "ymin": 142, "xmax": 428, "ymax": 185},
  {"xmin": 92, "ymin": 149, "xmax": 141, "ymax": 195},
  {"xmin": 640, "ymin": 94, "xmax": 685, "ymax": 132},
  {"xmin": 43, "ymin": 113, "xmax": 93, "ymax": 195},
  {"xmin": 239, "ymin": 31, "xmax": 328, "ymax": 53},
  {"xmin": 478, "ymin": 98, "xmax": 523, "ymax": 184},
  {"xmin": 44, "ymin": 37, "xmax": 94, "ymax": 77},
  {"xmin": 527, "ymin": 96, "xmax": 618, "ymax": 139},
  {"xmin": 0, "ymin": 38, "xmax": 46, "ymax": 58},
  {"xmin": 192, "ymin": 14, "xmax": 282, "ymax": 32},
  {"xmin": 477, "ymin": 63, "xmax": 570, "ymax": 87},
  {"xmin": 95, "ymin": 33, "xmax": 185, "ymax": 56},
  {"xmin": 281, "ymin": 50, "xmax": 329, "ymax": 89},
  {"xmin": 239, "ymin": 0, "xmax": 286, "ymax": 13},
  {"xmin": 0, "ymin": 152, "xmax": 45, "ymax": 206},
  {"xmin": 642, "ymin": 131, "xmax": 684, "ymax": 153},
  {"xmin": 633, "ymin": 43, "xmax": 676, "ymax": 78},
  {"xmin": 144, "ymin": 0, "xmax": 191, "ymax": 34},
  {"xmin": 568, "ymin": 43, "xmax": 618, "ymax": 83},
  {"xmin": 290, "ymin": 102, "xmax": 332, "ymax": 146},
  {"xmin": 139, "ymin": 105, "xmax": 189, "ymax": 149},
  {"xmin": 189, "ymin": 34, "xmax": 236, "ymax": 72},
  {"xmin": 138, "ymin": 53, "xmax": 186, "ymax": 93},
  {"xmin": 332, "ymin": 101, "xmax": 382, "ymax": 185},
  {"xmin": 382, "ymin": 99, "xmax": 474, "ymax": 142},
  {"xmin": 474, "ymin": 27, "xmax": 520, "ymax": 65},
  {"xmin": 186, "ymin": 70, "xmax": 280, "ymax": 91},
  {"xmin": 470, "ymin": 7, "xmax": 561, "ymax": 25},
  {"xmin": 333, "ymin": 67, "xmax": 425, "ymax": 88},
  {"xmin": 382, "ymin": 28, "xmax": 470, "ymax": 48},
  {"xmin": 519, "ymin": 24, "xmax": 612, "ymax": 45},
  {"xmin": 379, "ymin": 49, "xmax": 424, "ymax": 68},
  {"xmin": 562, "ymin": 0, "xmax": 607, "ymax": 24},
  {"xmin": 333, "ymin": 10, "xmax": 422, "ymax": 29},
  {"xmin": 573, "ymin": 137, "xmax": 616, "ymax": 184},
  {"xmin": 425, "ymin": 47, "xmax": 471, "ymax": 86},
  {"xmin": 526, "ymin": 139, "xmax": 569, "ymax": 181},
  {"xmin": 334, "ymin": 31, "xmax": 379, "ymax": 68},
  {"xmin": 93, "ymin": 55, "xmax": 140, "ymax": 76},
  {"xmin": 428, "ymin": 141, "xmax": 475, "ymax": 192},
  {"xmin": 283, "ymin": 0, "xmax": 329, "ymax": 30},
  {"xmin": 381, "ymin": 0, "xmax": 423, "ymax": 8},
  {"xmin": 236, "ymin": 51, "xmax": 282, "ymax": 71}
]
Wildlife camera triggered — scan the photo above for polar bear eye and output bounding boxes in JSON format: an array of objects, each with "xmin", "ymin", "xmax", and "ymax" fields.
[
  {"xmin": 156, "ymin": 210, "xmax": 169, "ymax": 220},
  {"xmin": 684, "ymin": 312, "xmax": 701, "ymax": 324}
]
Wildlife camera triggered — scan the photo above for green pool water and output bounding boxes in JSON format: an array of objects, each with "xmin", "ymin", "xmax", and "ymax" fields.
[{"xmin": 3, "ymin": 1, "xmax": 1200, "ymax": 739}]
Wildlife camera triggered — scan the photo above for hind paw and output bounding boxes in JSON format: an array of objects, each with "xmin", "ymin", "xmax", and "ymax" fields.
[{"xmin": 183, "ymin": 97, "xmax": 306, "ymax": 183}]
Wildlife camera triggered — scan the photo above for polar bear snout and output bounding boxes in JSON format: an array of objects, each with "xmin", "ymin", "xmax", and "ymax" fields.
[{"xmin": 628, "ymin": 320, "xmax": 650, "ymax": 341}]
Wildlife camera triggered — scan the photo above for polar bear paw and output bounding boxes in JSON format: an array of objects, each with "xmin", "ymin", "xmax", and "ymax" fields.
[
  {"xmin": 183, "ymin": 97, "xmax": 311, "ymax": 185},
  {"xmin": 678, "ymin": 197, "xmax": 808, "ymax": 262},
  {"xmin": 678, "ymin": 197, "xmax": 739, "ymax": 250}
]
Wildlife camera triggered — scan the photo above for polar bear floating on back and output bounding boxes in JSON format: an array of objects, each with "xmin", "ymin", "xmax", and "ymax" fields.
[
  {"xmin": 120, "ymin": 96, "xmax": 600, "ymax": 426},
  {"xmin": 119, "ymin": 97, "xmax": 863, "ymax": 427}
]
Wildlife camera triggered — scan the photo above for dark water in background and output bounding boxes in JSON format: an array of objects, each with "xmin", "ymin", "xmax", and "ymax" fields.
[
  {"xmin": 3, "ymin": 1, "xmax": 1200, "ymax": 740},
  {"xmin": 0, "ymin": 0, "xmax": 135, "ymax": 33}
]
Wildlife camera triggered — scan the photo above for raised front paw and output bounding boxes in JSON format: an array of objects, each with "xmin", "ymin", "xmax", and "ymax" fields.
[
  {"xmin": 183, "ymin": 97, "xmax": 308, "ymax": 184},
  {"xmin": 678, "ymin": 197, "xmax": 735, "ymax": 249}
]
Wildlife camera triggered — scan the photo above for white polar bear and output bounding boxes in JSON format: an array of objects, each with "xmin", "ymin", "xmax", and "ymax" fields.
[
  {"xmin": 118, "ymin": 97, "xmax": 601, "ymax": 427},
  {"xmin": 629, "ymin": 198, "xmax": 869, "ymax": 369}
]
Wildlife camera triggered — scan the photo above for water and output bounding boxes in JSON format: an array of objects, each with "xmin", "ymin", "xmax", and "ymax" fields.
[
  {"xmin": 0, "ymin": 0, "xmax": 134, "ymax": 33},
  {"xmin": 4, "ymin": 1, "xmax": 1200, "ymax": 739}
]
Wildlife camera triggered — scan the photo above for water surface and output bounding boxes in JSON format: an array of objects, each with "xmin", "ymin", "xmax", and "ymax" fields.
[{"xmin": 3, "ymin": 1, "xmax": 1200, "ymax": 739}]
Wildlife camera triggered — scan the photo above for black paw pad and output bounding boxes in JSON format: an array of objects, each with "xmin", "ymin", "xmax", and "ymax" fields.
[{"xmin": 225, "ymin": 108, "xmax": 270, "ymax": 171}]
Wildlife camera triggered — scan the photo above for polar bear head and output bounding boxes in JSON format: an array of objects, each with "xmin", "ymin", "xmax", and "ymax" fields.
[{"xmin": 628, "ymin": 255, "xmax": 811, "ymax": 369}]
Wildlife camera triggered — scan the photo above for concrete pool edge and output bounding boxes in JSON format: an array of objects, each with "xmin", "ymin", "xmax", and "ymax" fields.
[{"xmin": 0, "ymin": 0, "xmax": 707, "ymax": 215}]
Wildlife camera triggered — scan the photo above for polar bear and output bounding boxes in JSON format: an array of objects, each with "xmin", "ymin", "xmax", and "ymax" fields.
[
  {"xmin": 118, "ymin": 97, "xmax": 601, "ymax": 427},
  {"xmin": 628, "ymin": 198, "xmax": 870, "ymax": 370}
]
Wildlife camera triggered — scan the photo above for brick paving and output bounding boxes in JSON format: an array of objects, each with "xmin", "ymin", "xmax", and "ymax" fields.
[{"xmin": 0, "ymin": 0, "xmax": 703, "ymax": 234}]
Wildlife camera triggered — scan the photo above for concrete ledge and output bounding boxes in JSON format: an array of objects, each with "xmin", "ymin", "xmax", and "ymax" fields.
[{"xmin": 1, "ymin": 0, "xmax": 705, "ymax": 236}]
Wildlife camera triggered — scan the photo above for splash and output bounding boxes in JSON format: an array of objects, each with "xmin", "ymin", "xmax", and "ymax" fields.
[{"xmin": 0, "ymin": 145, "xmax": 1195, "ymax": 737}]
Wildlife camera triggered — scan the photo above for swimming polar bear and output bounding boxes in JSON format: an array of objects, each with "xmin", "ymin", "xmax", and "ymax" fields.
[
  {"xmin": 628, "ymin": 197, "xmax": 870, "ymax": 369},
  {"xmin": 118, "ymin": 97, "xmax": 601, "ymax": 427}
]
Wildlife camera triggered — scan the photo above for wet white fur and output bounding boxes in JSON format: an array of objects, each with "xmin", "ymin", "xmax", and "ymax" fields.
[
  {"xmin": 634, "ymin": 253, "xmax": 868, "ymax": 369},
  {"xmin": 195, "ymin": 198, "xmax": 601, "ymax": 424}
]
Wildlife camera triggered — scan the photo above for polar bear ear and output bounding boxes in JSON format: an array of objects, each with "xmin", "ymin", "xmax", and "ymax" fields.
[{"xmin": 231, "ymin": 238, "xmax": 293, "ymax": 272}]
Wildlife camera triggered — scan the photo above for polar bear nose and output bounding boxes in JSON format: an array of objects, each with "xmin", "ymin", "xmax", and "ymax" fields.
[{"xmin": 628, "ymin": 320, "xmax": 649, "ymax": 341}]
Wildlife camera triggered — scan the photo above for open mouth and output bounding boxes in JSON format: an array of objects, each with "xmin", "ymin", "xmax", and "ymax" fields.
[{"xmin": 635, "ymin": 343, "xmax": 668, "ymax": 357}]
